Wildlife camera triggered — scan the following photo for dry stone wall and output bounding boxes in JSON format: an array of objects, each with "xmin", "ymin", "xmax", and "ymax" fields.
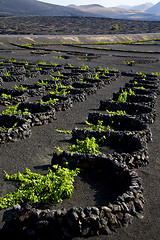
[{"xmin": 0, "ymin": 59, "xmax": 159, "ymax": 239}]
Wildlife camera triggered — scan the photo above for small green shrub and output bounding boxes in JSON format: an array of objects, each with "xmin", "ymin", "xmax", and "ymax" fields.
[
  {"xmin": 89, "ymin": 73, "xmax": 99, "ymax": 79},
  {"xmin": 2, "ymin": 103, "xmax": 31, "ymax": 115},
  {"xmin": 37, "ymin": 80, "xmax": 50, "ymax": 85},
  {"xmin": 60, "ymin": 83, "xmax": 74, "ymax": 89},
  {"xmin": 38, "ymin": 61, "xmax": 47, "ymax": 65},
  {"xmin": 0, "ymin": 93, "xmax": 11, "ymax": 99},
  {"xmin": 128, "ymin": 89, "xmax": 135, "ymax": 95},
  {"xmin": 117, "ymin": 91, "xmax": 128, "ymax": 102},
  {"xmin": 151, "ymin": 72, "xmax": 160, "ymax": 76},
  {"xmin": 133, "ymin": 86, "xmax": 146, "ymax": 90},
  {"xmin": 50, "ymin": 89, "xmax": 69, "ymax": 95},
  {"xmin": 80, "ymin": 78, "xmax": 87, "ymax": 83},
  {"xmin": 77, "ymin": 57, "xmax": 88, "ymax": 61},
  {"xmin": 50, "ymin": 81, "xmax": 70, "ymax": 95},
  {"xmin": 14, "ymin": 84, "xmax": 28, "ymax": 90},
  {"xmin": 50, "ymin": 75, "xmax": 60, "ymax": 81},
  {"xmin": 106, "ymin": 110, "xmax": 128, "ymax": 115},
  {"xmin": 0, "ymin": 122, "xmax": 18, "ymax": 131},
  {"xmin": 68, "ymin": 63, "xmax": 74, "ymax": 68},
  {"xmin": 55, "ymin": 55, "xmax": 64, "ymax": 59},
  {"xmin": 98, "ymin": 67, "xmax": 109, "ymax": 73},
  {"xmin": 0, "ymin": 165, "xmax": 79, "ymax": 209},
  {"xmin": 79, "ymin": 65, "xmax": 89, "ymax": 70},
  {"xmin": 21, "ymin": 43, "xmax": 33, "ymax": 48},
  {"xmin": 4, "ymin": 71, "xmax": 11, "ymax": 77},
  {"xmin": 56, "ymin": 137, "xmax": 104, "ymax": 155},
  {"xmin": 56, "ymin": 120, "xmax": 114, "ymax": 135},
  {"xmin": 85, "ymin": 120, "xmax": 105, "ymax": 132},
  {"xmin": 50, "ymin": 62, "xmax": 58, "ymax": 66},
  {"xmin": 57, "ymin": 71, "xmax": 64, "ymax": 76},
  {"xmin": 20, "ymin": 61, "xmax": 29, "ymax": 66},
  {"xmin": 56, "ymin": 129, "xmax": 72, "ymax": 134},
  {"xmin": 9, "ymin": 59, "xmax": 17, "ymax": 63},
  {"xmin": 134, "ymin": 81, "xmax": 138, "ymax": 84},
  {"xmin": 67, "ymin": 137, "xmax": 104, "ymax": 155},
  {"xmin": 50, "ymin": 89, "xmax": 70, "ymax": 96},
  {"xmin": 40, "ymin": 98, "xmax": 59, "ymax": 104},
  {"xmin": 122, "ymin": 60, "xmax": 135, "ymax": 65},
  {"xmin": 111, "ymin": 24, "xmax": 122, "ymax": 31},
  {"xmin": 117, "ymin": 89, "xmax": 135, "ymax": 102}
]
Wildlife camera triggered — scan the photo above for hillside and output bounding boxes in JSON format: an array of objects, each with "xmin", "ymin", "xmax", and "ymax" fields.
[
  {"xmin": 118, "ymin": 3, "xmax": 154, "ymax": 11},
  {"xmin": 0, "ymin": 0, "xmax": 96, "ymax": 17},
  {"xmin": 69, "ymin": 4, "xmax": 159, "ymax": 20},
  {"xmin": 130, "ymin": 3, "xmax": 154, "ymax": 11},
  {"xmin": 0, "ymin": 0, "xmax": 159, "ymax": 20},
  {"xmin": 146, "ymin": 2, "xmax": 160, "ymax": 15}
]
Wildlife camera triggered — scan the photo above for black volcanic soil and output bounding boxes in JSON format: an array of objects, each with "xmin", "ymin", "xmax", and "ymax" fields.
[
  {"xmin": 0, "ymin": 32, "xmax": 159, "ymax": 240},
  {"xmin": 1, "ymin": 16, "xmax": 160, "ymax": 35}
]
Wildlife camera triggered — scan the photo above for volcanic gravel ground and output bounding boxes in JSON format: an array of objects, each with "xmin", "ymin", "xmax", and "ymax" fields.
[
  {"xmin": 0, "ymin": 75, "xmax": 130, "ymax": 226},
  {"xmin": 78, "ymin": 96, "xmax": 160, "ymax": 240},
  {"xmin": 1, "ymin": 16, "xmax": 160, "ymax": 35},
  {"xmin": 0, "ymin": 34, "xmax": 159, "ymax": 240}
]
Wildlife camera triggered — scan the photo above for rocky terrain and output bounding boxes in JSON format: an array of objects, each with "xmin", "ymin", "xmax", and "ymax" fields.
[
  {"xmin": 1, "ymin": 16, "xmax": 160, "ymax": 35},
  {"xmin": 0, "ymin": 33, "xmax": 159, "ymax": 239}
]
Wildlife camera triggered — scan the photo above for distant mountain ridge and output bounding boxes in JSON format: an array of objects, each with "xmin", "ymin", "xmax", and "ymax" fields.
[
  {"xmin": 69, "ymin": 3, "xmax": 160, "ymax": 20},
  {"xmin": 0, "ymin": 0, "xmax": 96, "ymax": 16},
  {"xmin": 130, "ymin": 2, "xmax": 154, "ymax": 10},
  {"xmin": 0, "ymin": 0, "xmax": 160, "ymax": 20},
  {"xmin": 79, "ymin": 4, "xmax": 104, "ymax": 8},
  {"xmin": 117, "ymin": 3, "xmax": 154, "ymax": 11},
  {"xmin": 117, "ymin": 5, "xmax": 132, "ymax": 10},
  {"xmin": 146, "ymin": 2, "xmax": 160, "ymax": 14}
]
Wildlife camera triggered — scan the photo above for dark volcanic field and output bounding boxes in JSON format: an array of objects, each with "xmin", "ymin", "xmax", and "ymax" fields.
[
  {"xmin": 0, "ymin": 29, "xmax": 159, "ymax": 240},
  {"xmin": 1, "ymin": 16, "xmax": 160, "ymax": 35}
]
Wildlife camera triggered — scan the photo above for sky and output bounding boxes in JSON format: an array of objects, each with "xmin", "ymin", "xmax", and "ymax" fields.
[{"xmin": 38, "ymin": 0, "xmax": 159, "ymax": 8}]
